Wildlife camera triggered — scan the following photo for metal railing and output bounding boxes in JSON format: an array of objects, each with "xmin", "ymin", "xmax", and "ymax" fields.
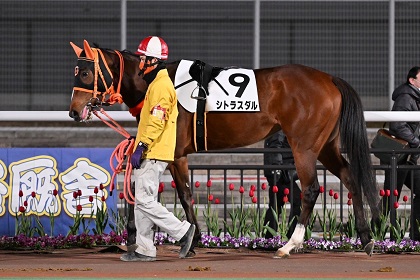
[{"xmin": 150, "ymin": 147, "xmax": 418, "ymax": 239}]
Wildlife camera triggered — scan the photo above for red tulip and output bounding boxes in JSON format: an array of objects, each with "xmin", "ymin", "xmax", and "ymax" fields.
[
  {"xmin": 89, "ymin": 196, "xmax": 94, "ymax": 202},
  {"xmin": 23, "ymin": 201, "xmax": 28, "ymax": 207},
  {"xmin": 249, "ymin": 190, "xmax": 254, "ymax": 198},
  {"xmin": 403, "ymin": 195, "xmax": 408, "ymax": 202},
  {"xmin": 385, "ymin": 190, "xmax": 391, "ymax": 197},
  {"xmin": 19, "ymin": 206, "xmax": 25, "ymax": 213},
  {"xmin": 207, "ymin": 180, "xmax": 212, "ymax": 188},
  {"xmin": 77, "ymin": 189, "xmax": 82, "ymax": 197},
  {"xmin": 119, "ymin": 192, "xmax": 125, "ymax": 199},
  {"xmin": 329, "ymin": 189, "xmax": 334, "ymax": 196},
  {"xmin": 171, "ymin": 181, "xmax": 176, "ymax": 188},
  {"xmin": 73, "ymin": 191, "xmax": 78, "ymax": 199},
  {"xmin": 239, "ymin": 186, "xmax": 245, "ymax": 194},
  {"xmin": 191, "ymin": 198, "xmax": 195, "ymax": 205},
  {"xmin": 283, "ymin": 188, "xmax": 290, "ymax": 195},
  {"xmin": 99, "ymin": 183, "xmax": 104, "ymax": 190},
  {"xmin": 208, "ymin": 194, "xmax": 214, "ymax": 201},
  {"xmin": 347, "ymin": 192, "xmax": 352, "ymax": 199},
  {"xmin": 31, "ymin": 191, "xmax": 36, "ymax": 198},
  {"xmin": 195, "ymin": 181, "xmax": 200, "ymax": 188},
  {"xmin": 261, "ymin": 183, "xmax": 267, "ymax": 190},
  {"xmin": 53, "ymin": 189, "xmax": 58, "ymax": 196},
  {"xmin": 158, "ymin": 183, "xmax": 164, "ymax": 193},
  {"xmin": 319, "ymin": 186, "xmax": 325, "ymax": 193},
  {"xmin": 252, "ymin": 196, "xmax": 257, "ymax": 203},
  {"xmin": 76, "ymin": 204, "xmax": 82, "ymax": 211},
  {"xmin": 379, "ymin": 189, "xmax": 385, "ymax": 197},
  {"xmin": 333, "ymin": 193, "xmax": 339, "ymax": 200},
  {"xmin": 101, "ymin": 196, "xmax": 106, "ymax": 202},
  {"xmin": 229, "ymin": 183, "xmax": 234, "ymax": 191},
  {"xmin": 250, "ymin": 184, "xmax": 256, "ymax": 191},
  {"xmin": 283, "ymin": 195, "xmax": 288, "ymax": 203},
  {"xmin": 214, "ymin": 198, "xmax": 220, "ymax": 204},
  {"xmin": 19, "ymin": 190, "xmax": 23, "ymax": 197},
  {"xmin": 273, "ymin": 186, "xmax": 279, "ymax": 193},
  {"xmin": 94, "ymin": 187, "xmax": 99, "ymax": 194},
  {"xmin": 393, "ymin": 202, "xmax": 399, "ymax": 209},
  {"xmin": 393, "ymin": 189, "xmax": 398, "ymax": 197},
  {"xmin": 347, "ymin": 199, "xmax": 352, "ymax": 206}
]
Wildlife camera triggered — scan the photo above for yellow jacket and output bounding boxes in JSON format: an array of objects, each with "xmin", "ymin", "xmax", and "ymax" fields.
[{"xmin": 134, "ymin": 69, "xmax": 178, "ymax": 161}]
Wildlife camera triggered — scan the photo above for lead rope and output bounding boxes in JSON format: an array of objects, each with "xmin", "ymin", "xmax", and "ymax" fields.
[{"xmin": 93, "ymin": 108, "xmax": 136, "ymax": 205}]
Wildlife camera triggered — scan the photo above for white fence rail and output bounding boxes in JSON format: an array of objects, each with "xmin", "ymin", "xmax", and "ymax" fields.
[{"xmin": 2, "ymin": 111, "xmax": 420, "ymax": 122}]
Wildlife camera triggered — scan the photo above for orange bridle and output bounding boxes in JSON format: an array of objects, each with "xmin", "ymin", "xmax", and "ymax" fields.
[{"xmin": 73, "ymin": 48, "xmax": 125, "ymax": 107}]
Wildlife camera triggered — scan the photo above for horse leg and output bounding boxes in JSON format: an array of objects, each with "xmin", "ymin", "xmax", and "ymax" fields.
[
  {"xmin": 274, "ymin": 151, "xmax": 319, "ymax": 258},
  {"xmin": 169, "ymin": 156, "xmax": 200, "ymax": 257},
  {"xmin": 317, "ymin": 140, "xmax": 375, "ymax": 254}
]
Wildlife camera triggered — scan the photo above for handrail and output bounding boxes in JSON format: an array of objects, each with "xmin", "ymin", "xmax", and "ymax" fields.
[{"xmin": 2, "ymin": 111, "xmax": 420, "ymax": 122}]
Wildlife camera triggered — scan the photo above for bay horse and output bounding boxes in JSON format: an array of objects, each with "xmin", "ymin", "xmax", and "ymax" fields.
[{"xmin": 68, "ymin": 40, "xmax": 380, "ymax": 258}]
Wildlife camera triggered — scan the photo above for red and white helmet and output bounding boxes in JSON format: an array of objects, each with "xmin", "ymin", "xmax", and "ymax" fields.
[{"xmin": 135, "ymin": 36, "xmax": 168, "ymax": 60}]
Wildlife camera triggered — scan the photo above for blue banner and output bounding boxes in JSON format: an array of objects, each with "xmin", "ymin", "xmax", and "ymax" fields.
[{"xmin": 0, "ymin": 148, "xmax": 117, "ymax": 236}]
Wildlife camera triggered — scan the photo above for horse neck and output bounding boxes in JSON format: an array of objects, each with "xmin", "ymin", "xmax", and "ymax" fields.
[
  {"xmin": 166, "ymin": 61, "xmax": 179, "ymax": 82},
  {"xmin": 103, "ymin": 50, "xmax": 147, "ymax": 108}
]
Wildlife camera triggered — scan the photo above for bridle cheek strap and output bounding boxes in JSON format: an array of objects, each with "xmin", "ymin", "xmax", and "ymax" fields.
[{"xmin": 106, "ymin": 50, "xmax": 124, "ymax": 105}]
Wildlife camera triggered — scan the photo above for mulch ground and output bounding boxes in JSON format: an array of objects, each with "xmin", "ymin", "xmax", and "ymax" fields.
[{"xmin": 0, "ymin": 245, "xmax": 419, "ymax": 279}]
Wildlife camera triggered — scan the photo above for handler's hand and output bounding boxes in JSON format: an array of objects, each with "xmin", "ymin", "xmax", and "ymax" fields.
[{"xmin": 131, "ymin": 143, "xmax": 147, "ymax": 169}]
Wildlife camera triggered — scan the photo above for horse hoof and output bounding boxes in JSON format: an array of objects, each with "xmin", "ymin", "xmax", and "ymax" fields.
[
  {"xmin": 363, "ymin": 239, "xmax": 374, "ymax": 256},
  {"xmin": 273, "ymin": 250, "xmax": 289, "ymax": 259}
]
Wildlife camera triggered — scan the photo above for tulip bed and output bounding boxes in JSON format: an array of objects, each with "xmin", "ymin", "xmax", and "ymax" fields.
[{"xmin": 2, "ymin": 231, "xmax": 420, "ymax": 254}]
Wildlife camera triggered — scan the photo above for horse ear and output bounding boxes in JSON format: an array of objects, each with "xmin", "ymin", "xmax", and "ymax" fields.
[
  {"xmin": 83, "ymin": 40, "xmax": 95, "ymax": 60},
  {"xmin": 70, "ymin": 42, "xmax": 83, "ymax": 57}
]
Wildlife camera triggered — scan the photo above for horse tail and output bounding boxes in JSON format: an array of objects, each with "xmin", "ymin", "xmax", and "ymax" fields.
[{"xmin": 332, "ymin": 76, "xmax": 379, "ymax": 212}]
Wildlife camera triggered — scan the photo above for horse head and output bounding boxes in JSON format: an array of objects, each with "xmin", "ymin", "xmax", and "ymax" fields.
[{"xmin": 68, "ymin": 40, "xmax": 147, "ymax": 122}]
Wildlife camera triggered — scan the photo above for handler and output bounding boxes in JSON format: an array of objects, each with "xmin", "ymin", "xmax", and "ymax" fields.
[{"xmin": 120, "ymin": 36, "xmax": 195, "ymax": 262}]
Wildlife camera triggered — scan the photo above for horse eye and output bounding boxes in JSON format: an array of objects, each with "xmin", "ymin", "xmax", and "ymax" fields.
[{"xmin": 82, "ymin": 71, "xmax": 89, "ymax": 78}]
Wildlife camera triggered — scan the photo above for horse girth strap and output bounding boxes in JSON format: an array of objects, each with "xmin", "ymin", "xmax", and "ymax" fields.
[{"xmin": 192, "ymin": 60, "xmax": 213, "ymax": 152}]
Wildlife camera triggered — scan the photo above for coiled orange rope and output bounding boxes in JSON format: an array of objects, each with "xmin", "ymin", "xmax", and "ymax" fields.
[{"xmin": 93, "ymin": 108, "xmax": 136, "ymax": 205}]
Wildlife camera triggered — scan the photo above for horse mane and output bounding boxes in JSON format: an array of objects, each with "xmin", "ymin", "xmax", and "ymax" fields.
[
  {"xmin": 121, "ymin": 49, "xmax": 138, "ymax": 57},
  {"xmin": 89, "ymin": 42, "xmax": 137, "ymax": 59}
]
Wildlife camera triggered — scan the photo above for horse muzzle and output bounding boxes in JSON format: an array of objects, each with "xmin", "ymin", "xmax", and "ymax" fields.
[{"xmin": 69, "ymin": 105, "xmax": 92, "ymax": 122}]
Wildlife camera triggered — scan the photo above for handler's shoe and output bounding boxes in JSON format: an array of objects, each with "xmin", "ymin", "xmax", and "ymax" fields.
[
  {"xmin": 179, "ymin": 224, "xmax": 196, "ymax": 259},
  {"xmin": 120, "ymin": 252, "xmax": 156, "ymax": 262}
]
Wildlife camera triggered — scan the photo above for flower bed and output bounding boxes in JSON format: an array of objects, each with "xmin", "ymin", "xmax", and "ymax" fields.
[{"xmin": 1, "ymin": 231, "xmax": 420, "ymax": 253}]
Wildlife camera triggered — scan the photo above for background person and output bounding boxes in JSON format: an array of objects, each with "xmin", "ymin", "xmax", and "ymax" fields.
[
  {"xmin": 263, "ymin": 130, "xmax": 301, "ymax": 239},
  {"xmin": 382, "ymin": 66, "xmax": 420, "ymax": 241}
]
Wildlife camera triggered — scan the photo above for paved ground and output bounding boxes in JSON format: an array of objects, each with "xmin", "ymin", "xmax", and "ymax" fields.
[{"xmin": 0, "ymin": 245, "xmax": 419, "ymax": 279}]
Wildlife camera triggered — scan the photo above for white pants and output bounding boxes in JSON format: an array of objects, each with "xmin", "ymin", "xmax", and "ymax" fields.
[{"xmin": 133, "ymin": 159, "xmax": 190, "ymax": 257}]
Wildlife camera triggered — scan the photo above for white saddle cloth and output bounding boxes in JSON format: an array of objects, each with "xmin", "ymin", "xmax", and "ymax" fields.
[{"xmin": 174, "ymin": 60, "xmax": 260, "ymax": 113}]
